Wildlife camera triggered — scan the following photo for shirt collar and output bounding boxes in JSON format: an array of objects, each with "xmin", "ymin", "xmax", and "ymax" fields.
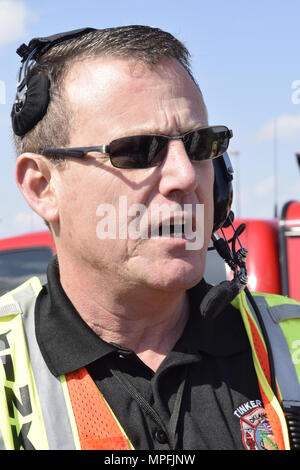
[{"xmin": 35, "ymin": 256, "xmax": 250, "ymax": 377}]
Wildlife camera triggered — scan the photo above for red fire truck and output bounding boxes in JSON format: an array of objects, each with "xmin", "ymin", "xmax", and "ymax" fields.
[{"xmin": 206, "ymin": 200, "xmax": 300, "ymax": 302}]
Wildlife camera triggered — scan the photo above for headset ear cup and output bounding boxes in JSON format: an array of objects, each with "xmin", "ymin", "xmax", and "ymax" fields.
[
  {"xmin": 11, "ymin": 73, "xmax": 50, "ymax": 137},
  {"xmin": 213, "ymin": 155, "xmax": 233, "ymax": 232}
]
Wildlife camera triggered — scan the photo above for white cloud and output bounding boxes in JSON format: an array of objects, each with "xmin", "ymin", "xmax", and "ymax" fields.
[
  {"xmin": 256, "ymin": 114, "xmax": 300, "ymax": 141},
  {"xmin": 0, "ymin": 0, "xmax": 35, "ymax": 47}
]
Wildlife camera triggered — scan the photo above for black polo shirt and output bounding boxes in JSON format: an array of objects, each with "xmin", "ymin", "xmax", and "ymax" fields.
[{"xmin": 35, "ymin": 257, "xmax": 263, "ymax": 450}]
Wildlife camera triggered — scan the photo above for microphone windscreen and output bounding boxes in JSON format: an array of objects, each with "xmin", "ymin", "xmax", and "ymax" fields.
[{"xmin": 199, "ymin": 279, "xmax": 240, "ymax": 319}]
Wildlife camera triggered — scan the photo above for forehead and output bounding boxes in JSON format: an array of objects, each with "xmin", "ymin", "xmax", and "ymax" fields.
[{"xmin": 64, "ymin": 56, "xmax": 207, "ymax": 144}]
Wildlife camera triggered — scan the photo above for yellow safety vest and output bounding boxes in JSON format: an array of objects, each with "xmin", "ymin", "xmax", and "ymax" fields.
[{"xmin": 0, "ymin": 277, "xmax": 299, "ymax": 450}]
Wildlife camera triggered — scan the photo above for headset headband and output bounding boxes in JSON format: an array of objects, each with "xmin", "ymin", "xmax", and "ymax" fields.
[{"xmin": 16, "ymin": 27, "xmax": 96, "ymax": 62}]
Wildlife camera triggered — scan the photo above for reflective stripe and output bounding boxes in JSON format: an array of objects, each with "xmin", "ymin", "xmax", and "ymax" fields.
[
  {"xmin": 254, "ymin": 297, "xmax": 300, "ymax": 402},
  {"xmin": 60, "ymin": 375, "xmax": 81, "ymax": 450},
  {"xmin": 0, "ymin": 303, "xmax": 22, "ymax": 317},
  {"xmin": 267, "ymin": 304, "xmax": 300, "ymax": 323},
  {"xmin": 11, "ymin": 278, "xmax": 76, "ymax": 450}
]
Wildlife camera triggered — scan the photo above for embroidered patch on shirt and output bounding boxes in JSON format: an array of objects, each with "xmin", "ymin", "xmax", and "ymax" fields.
[{"xmin": 234, "ymin": 400, "xmax": 278, "ymax": 450}]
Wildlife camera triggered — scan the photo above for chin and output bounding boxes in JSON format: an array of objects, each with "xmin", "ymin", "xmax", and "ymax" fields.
[{"xmin": 139, "ymin": 256, "xmax": 206, "ymax": 292}]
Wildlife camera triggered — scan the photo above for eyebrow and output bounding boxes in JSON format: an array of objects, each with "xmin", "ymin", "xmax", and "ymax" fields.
[
  {"xmin": 179, "ymin": 121, "xmax": 208, "ymax": 134},
  {"xmin": 119, "ymin": 121, "xmax": 208, "ymax": 138}
]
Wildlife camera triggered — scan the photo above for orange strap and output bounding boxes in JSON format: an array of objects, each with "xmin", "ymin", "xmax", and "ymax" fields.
[
  {"xmin": 66, "ymin": 367, "xmax": 131, "ymax": 450},
  {"xmin": 241, "ymin": 295, "xmax": 286, "ymax": 450}
]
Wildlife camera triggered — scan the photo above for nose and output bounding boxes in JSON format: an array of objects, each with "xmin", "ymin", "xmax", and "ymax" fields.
[{"xmin": 158, "ymin": 140, "xmax": 198, "ymax": 197}]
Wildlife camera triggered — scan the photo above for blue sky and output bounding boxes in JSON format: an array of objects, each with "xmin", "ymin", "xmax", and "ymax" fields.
[{"xmin": 0, "ymin": 0, "xmax": 299, "ymax": 237}]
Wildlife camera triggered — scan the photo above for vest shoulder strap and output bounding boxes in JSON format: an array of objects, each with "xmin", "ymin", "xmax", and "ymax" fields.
[
  {"xmin": 65, "ymin": 368, "xmax": 133, "ymax": 450},
  {"xmin": 233, "ymin": 291, "xmax": 300, "ymax": 450},
  {"xmin": 251, "ymin": 293, "xmax": 300, "ymax": 405}
]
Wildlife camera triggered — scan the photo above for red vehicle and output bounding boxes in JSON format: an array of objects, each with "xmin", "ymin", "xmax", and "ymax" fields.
[
  {"xmin": 0, "ymin": 202, "xmax": 299, "ymax": 301},
  {"xmin": 0, "ymin": 231, "xmax": 55, "ymax": 295},
  {"xmin": 205, "ymin": 200, "xmax": 300, "ymax": 302}
]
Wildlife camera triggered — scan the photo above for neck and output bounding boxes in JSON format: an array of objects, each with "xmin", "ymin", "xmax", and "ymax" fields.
[{"xmin": 58, "ymin": 255, "xmax": 190, "ymax": 372}]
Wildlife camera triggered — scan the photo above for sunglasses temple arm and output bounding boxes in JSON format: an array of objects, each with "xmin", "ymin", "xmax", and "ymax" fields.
[{"xmin": 39, "ymin": 145, "xmax": 109, "ymax": 158}]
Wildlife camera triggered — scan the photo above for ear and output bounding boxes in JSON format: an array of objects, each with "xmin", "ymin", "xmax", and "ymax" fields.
[{"xmin": 15, "ymin": 153, "xmax": 59, "ymax": 224}]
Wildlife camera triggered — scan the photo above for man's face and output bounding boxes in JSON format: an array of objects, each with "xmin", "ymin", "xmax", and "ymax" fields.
[{"xmin": 55, "ymin": 56, "xmax": 214, "ymax": 292}]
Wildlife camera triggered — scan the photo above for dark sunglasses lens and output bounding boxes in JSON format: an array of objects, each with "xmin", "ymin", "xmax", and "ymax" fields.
[
  {"xmin": 184, "ymin": 126, "xmax": 230, "ymax": 161},
  {"xmin": 110, "ymin": 136, "xmax": 167, "ymax": 169}
]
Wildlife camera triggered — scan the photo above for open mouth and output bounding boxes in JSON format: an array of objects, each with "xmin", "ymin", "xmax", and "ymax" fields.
[
  {"xmin": 158, "ymin": 222, "xmax": 186, "ymax": 237},
  {"xmin": 148, "ymin": 216, "xmax": 196, "ymax": 239}
]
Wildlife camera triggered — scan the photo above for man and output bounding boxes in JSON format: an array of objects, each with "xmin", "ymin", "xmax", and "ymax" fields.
[{"xmin": 0, "ymin": 26, "xmax": 299, "ymax": 450}]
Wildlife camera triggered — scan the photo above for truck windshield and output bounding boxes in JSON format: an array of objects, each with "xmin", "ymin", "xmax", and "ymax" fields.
[{"xmin": 0, "ymin": 247, "xmax": 53, "ymax": 295}]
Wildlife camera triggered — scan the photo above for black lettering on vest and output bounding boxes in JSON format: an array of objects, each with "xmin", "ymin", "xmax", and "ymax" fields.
[
  {"xmin": 0, "ymin": 354, "xmax": 15, "ymax": 382},
  {"xmin": 5, "ymin": 385, "xmax": 32, "ymax": 418},
  {"xmin": 0, "ymin": 330, "xmax": 15, "ymax": 380},
  {"xmin": 0, "ymin": 330, "xmax": 11, "ymax": 351},
  {"xmin": 0, "ymin": 329, "xmax": 35, "ymax": 449},
  {"xmin": 11, "ymin": 422, "xmax": 35, "ymax": 450}
]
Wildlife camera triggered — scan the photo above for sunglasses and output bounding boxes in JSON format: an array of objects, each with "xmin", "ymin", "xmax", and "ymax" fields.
[{"xmin": 40, "ymin": 125, "xmax": 233, "ymax": 169}]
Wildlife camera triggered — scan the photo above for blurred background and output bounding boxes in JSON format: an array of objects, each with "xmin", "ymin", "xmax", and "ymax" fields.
[{"xmin": 0, "ymin": 0, "xmax": 299, "ymax": 237}]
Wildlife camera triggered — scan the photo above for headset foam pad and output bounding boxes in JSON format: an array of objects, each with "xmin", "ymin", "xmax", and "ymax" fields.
[{"xmin": 11, "ymin": 73, "xmax": 50, "ymax": 137}]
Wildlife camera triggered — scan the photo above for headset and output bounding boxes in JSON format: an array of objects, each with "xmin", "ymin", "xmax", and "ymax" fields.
[{"xmin": 11, "ymin": 27, "xmax": 300, "ymax": 448}]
